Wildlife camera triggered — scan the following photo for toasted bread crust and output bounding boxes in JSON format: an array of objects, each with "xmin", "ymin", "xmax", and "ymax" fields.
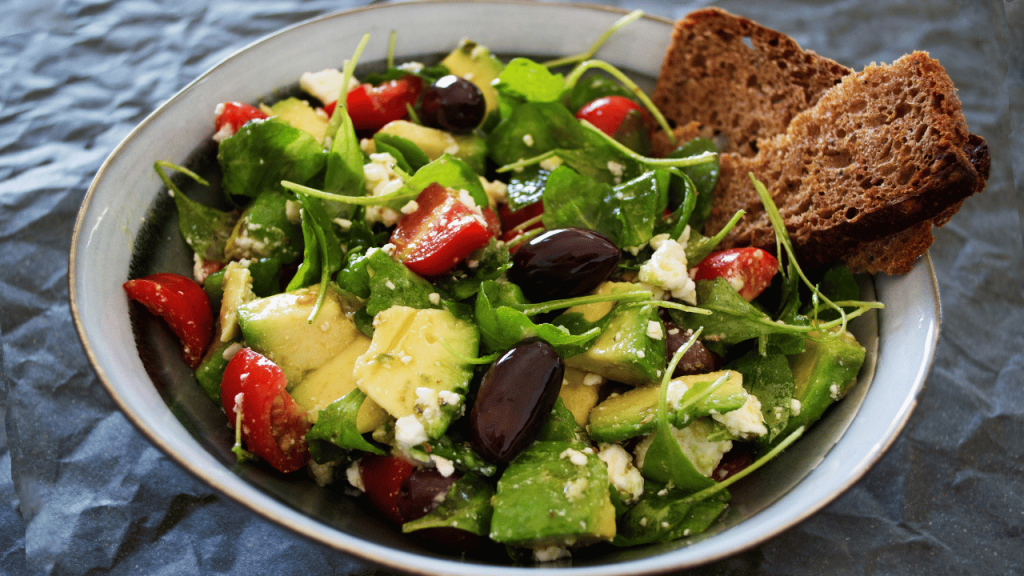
[{"xmin": 652, "ymin": 8, "xmax": 850, "ymax": 158}]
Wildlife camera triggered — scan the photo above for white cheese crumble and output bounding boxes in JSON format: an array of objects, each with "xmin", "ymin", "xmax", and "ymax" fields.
[
  {"xmin": 646, "ymin": 321, "xmax": 664, "ymax": 341},
  {"xmin": 363, "ymin": 153, "xmax": 405, "ymax": 227},
  {"xmin": 299, "ymin": 68, "xmax": 359, "ymax": 105},
  {"xmin": 597, "ymin": 443, "xmax": 644, "ymax": 504},
  {"xmin": 479, "ymin": 176, "xmax": 508, "ymax": 208},
  {"xmin": 563, "ymin": 477, "xmax": 589, "ymax": 502},
  {"xmin": 346, "ymin": 460, "xmax": 366, "ymax": 492},
  {"xmin": 634, "ymin": 419, "xmax": 732, "ymax": 478},
  {"xmin": 308, "ymin": 460, "xmax": 336, "ymax": 487},
  {"xmin": 665, "ymin": 379, "xmax": 690, "ymax": 409},
  {"xmin": 428, "ymin": 292, "xmax": 441, "ymax": 306},
  {"xmin": 533, "ymin": 545, "xmax": 571, "ymax": 563},
  {"xmin": 400, "ymin": 200, "xmax": 419, "ymax": 215},
  {"xmin": 791, "ymin": 398, "xmax": 803, "ymax": 416},
  {"xmin": 394, "ymin": 415, "xmax": 428, "ymax": 449},
  {"xmin": 607, "ymin": 160, "xmax": 625, "ymax": 183},
  {"xmin": 639, "ymin": 232, "xmax": 697, "ymax": 305},
  {"xmin": 285, "ymin": 199, "xmax": 302, "ymax": 224},
  {"xmin": 582, "ymin": 372, "xmax": 604, "ymax": 387},
  {"xmin": 559, "ymin": 448, "xmax": 589, "ymax": 467},
  {"xmin": 430, "ymin": 455, "xmax": 455, "ymax": 477},
  {"xmin": 522, "ymin": 133, "xmax": 535, "ymax": 147},
  {"xmin": 712, "ymin": 394, "xmax": 768, "ymax": 439}
]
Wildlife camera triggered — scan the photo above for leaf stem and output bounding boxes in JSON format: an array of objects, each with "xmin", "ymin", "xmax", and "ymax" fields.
[{"xmin": 542, "ymin": 10, "xmax": 644, "ymax": 68}]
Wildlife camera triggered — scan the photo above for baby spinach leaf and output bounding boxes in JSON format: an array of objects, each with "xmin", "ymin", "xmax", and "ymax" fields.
[
  {"xmin": 374, "ymin": 132, "xmax": 430, "ymax": 173},
  {"xmin": 493, "ymin": 57, "xmax": 565, "ymax": 103},
  {"xmin": 225, "ymin": 190, "xmax": 304, "ymax": 264},
  {"xmin": 667, "ymin": 138, "xmax": 719, "ymax": 231},
  {"xmin": 505, "ymin": 165, "xmax": 550, "ymax": 211},
  {"xmin": 473, "ymin": 280, "xmax": 601, "ymax": 355},
  {"xmin": 541, "ymin": 166, "xmax": 668, "ymax": 248},
  {"xmin": 323, "ymin": 105, "xmax": 364, "ymax": 204},
  {"xmin": 728, "ymin": 350, "xmax": 795, "ymax": 442},
  {"xmin": 399, "ymin": 153, "xmax": 488, "ymax": 210},
  {"xmin": 307, "ymin": 389, "xmax": 385, "ymax": 463},
  {"xmin": 412, "ymin": 436, "xmax": 497, "ymax": 478},
  {"xmin": 285, "ymin": 212, "xmax": 322, "ymax": 291},
  {"xmin": 363, "ymin": 247, "xmax": 440, "ymax": 316},
  {"xmin": 218, "ymin": 120, "xmax": 326, "ymax": 199},
  {"xmin": 155, "ymin": 161, "xmax": 237, "ymax": 263},
  {"xmin": 401, "ymin": 472, "xmax": 494, "ymax": 537},
  {"xmin": 487, "ymin": 102, "xmax": 587, "ymax": 167},
  {"xmin": 671, "ymin": 278, "xmax": 800, "ymax": 345},
  {"xmin": 431, "ymin": 238, "xmax": 512, "ymax": 302},
  {"xmin": 612, "ymin": 484, "xmax": 729, "ymax": 546}
]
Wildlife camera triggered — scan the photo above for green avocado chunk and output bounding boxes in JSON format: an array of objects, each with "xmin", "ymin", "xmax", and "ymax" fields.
[
  {"xmin": 236, "ymin": 285, "xmax": 363, "ymax": 384},
  {"xmin": 375, "ymin": 120, "xmax": 488, "ymax": 175},
  {"xmin": 352, "ymin": 305, "xmax": 479, "ymax": 439},
  {"xmin": 562, "ymin": 282, "xmax": 666, "ymax": 386},
  {"xmin": 588, "ymin": 370, "xmax": 746, "ymax": 443},
  {"xmin": 267, "ymin": 97, "xmax": 328, "ymax": 143},
  {"xmin": 489, "ymin": 440, "xmax": 616, "ymax": 548},
  {"xmin": 777, "ymin": 329, "xmax": 866, "ymax": 440}
]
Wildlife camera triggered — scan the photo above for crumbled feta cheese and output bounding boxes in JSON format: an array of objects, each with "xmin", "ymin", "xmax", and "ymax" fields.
[
  {"xmin": 400, "ymin": 200, "xmax": 419, "ymax": 215},
  {"xmin": 479, "ymin": 176, "xmax": 508, "ymax": 207},
  {"xmin": 582, "ymin": 372, "xmax": 603, "ymax": 387},
  {"xmin": 607, "ymin": 161, "xmax": 625, "ymax": 183},
  {"xmin": 646, "ymin": 320, "xmax": 664, "ymax": 340},
  {"xmin": 634, "ymin": 419, "xmax": 732, "ymax": 477},
  {"xmin": 431, "ymin": 455, "xmax": 455, "ymax": 478},
  {"xmin": 457, "ymin": 188, "xmax": 481, "ymax": 213},
  {"xmin": 395, "ymin": 415, "xmax": 428, "ymax": 448},
  {"xmin": 522, "ymin": 134, "xmax": 534, "ymax": 147},
  {"xmin": 639, "ymin": 232, "xmax": 697, "ymax": 304},
  {"xmin": 712, "ymin": 394, "xmax": 768, "ymax": 439},
  {"xmin": 563, "ymin": 477, "xmax": 589, "ymax": 502},
  {"xmin": 308, "ymin": 460, "xmax": 336, "ymax": 487},
  {"xmin": 397, "ymin": 61, "xmax": 425, "ymax": 73},
  {"xmin": 597, "ymin": 443, "xmax": 644, "ymax": 504},
  {"xmin": 346, "ymin": 460, "xmax": 365, "ymax": 492},
  {"xmin": 380, "ymin": 242, "xmax": 397, "ymax": 257},
  {"xmin": 791, "ymin": 398, "xmax": 802, "ymax": 416},
  {"xmin": 665, "ymin": 379, "xmax": 690, "ymax": 409},
  {"xmin": 428, "ymin": 292, "xmax": 441, "ymax": 306},
  {"xmin": 285, "ymin": 199, "xmax": 302, "ymax": 224},
  {"xmin": 385, "ymin": 279, "xmax": 396, "ymax": 290},
  {"xmin": 222, "ymin": 342, "xmax": 243, "ymax": 361},
  {"xmin": 333, "ymin": 218, "xmax": 352, "ymax": 231},
  {"xmin": 636, "ymin": 350, "xmax": 646, "ymax": 359},
  {"xmin": 559, "ymin": 448, "xmax": 589, "ymax": 467},
  {"xmin": 363, "ymin": 153, "xmax": 405, "ymax": 226},
  {"xmin": 533, "ymin": 545, "xmax": 571, "ymax": 563}
]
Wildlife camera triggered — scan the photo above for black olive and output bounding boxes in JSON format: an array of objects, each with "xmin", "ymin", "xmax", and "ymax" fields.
[
  {"xmin": 420, "ymin": 75, "xmax": 486, "ymax": 134},
  {"xmin": 397, "ymin": 468, "xmax": 460, "ymax": 523},
  {"xmin": 507, "ymin": 227, "xmax": 620, "ymax": 302},
  {"xmin": 469, "ymin": 340, "xmax": 564, "ymax": 463},
  {"xmin": 664, "ymin": 319, "xmax": 722, "ymax": 376}
]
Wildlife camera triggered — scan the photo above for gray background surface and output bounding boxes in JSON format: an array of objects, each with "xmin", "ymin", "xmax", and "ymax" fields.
[{"xmin": 2, "ymin": 0, "xmax": 1022, "ymax": 574}]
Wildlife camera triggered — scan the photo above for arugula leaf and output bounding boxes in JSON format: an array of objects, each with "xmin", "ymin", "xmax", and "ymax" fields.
[
  {"xmin": 306, "ymin": 389, "xmax": 385, "ymax": 463},
  {"xmin": 218, "ymin": 120, "xmax": 326, "ymax": 199},
  {"xmin": 505, "ymin": 165, "xmax": 550, "ymax": 211},
  {"xmin": 411, "ymin": 435, "xmax": 497, "ymax": 477},
  {"xmin": 323, "ymin": 105, "xmax": 364, "ymax": 216},
  {"xmin": 493, "ymin": 58, "xmax": 565, "ymax": 103},
  {"xmin": 285, "ymin": 210, "xmax": 322, "ymax": 291},
  {"xmin": 374, "ymin": 132, "xmax": 430, "ymax": 173},
  {"xmin": 671, "ymin": 278, "xmax": 803, "ymax": 345},
  {"xmin": 286, "ymin": 194, "xmax": 343, "ymax": 300},
  {"xmin": 398, "ymin": 153, "xmax": 488, "ymax": 211}
]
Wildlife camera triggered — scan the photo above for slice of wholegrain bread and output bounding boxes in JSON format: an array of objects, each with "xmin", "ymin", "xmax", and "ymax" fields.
[
  {"xmin": 652, "ymin": 8, "xmax": 851, "ymax": 158},
  {"xmin": 653, "ymin": 9, "xmax": 988, "ymax": 274},
  {"xmin": 704, "ymin": 52, "xmax": 988, "ymax": 271}
]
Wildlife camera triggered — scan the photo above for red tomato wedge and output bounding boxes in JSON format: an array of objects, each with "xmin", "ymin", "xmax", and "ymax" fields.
[
  {"xmin": 221, "ymin": 348, "xmax": 310, "ymax": 474},
  {"xmin": 360, "ymin": 454, "xmax": 416, "ymax": 525},
  {"xmin": 214, "ymin": 102, "xmax": 268, "ymax": 138},
  {"xmin": 123, "ymin": 273, "xmax": 213, "ymax": 369},
  {"xmin": 390, "ymin": 183, "xmax": 495, "ymax": 277},
  {"xmin": 693, "ymin": 247, "xmax": 780, "ymax": 302},
  {"xmin": 575, "ymin": 96, "xmax": 651, "ymax": 137},
  {"xmin": 342, "ymin": 75, "xmax": 423, "ymax": 132}
]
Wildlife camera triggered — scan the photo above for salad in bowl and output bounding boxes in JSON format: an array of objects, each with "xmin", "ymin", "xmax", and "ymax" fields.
[{"xmin": 120, "ymin": 11, "xmax": 881, "ymax": 563}]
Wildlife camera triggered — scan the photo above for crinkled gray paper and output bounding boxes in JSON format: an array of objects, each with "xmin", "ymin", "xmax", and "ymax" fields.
[{"xmin": 1, "ymin": 0, "xmax": 1022, "ymax": 574}]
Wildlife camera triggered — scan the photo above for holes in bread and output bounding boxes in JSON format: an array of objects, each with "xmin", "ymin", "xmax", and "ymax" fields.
[
  {"xmin": 845, "ymin": 207, "xmax": 859, "ymax": 221},
  {"xmin": 891, "ymin": 101, "xmax": 912, "ymax": 122},
  {"xmin": 715, "ymin": 30, "xmax": 735, "ymax": 43},
  {"xmin": 742, "ymin": 35, "xmax": 754, "ymax": 50},
  {"xmin": 932, "ymin": 93, "xmax": 945, "ymax": 110}
]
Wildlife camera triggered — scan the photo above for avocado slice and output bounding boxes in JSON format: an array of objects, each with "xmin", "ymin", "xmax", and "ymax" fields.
[
  {"xmin": 558, "ymin": 367, "xmax": 604, "ymax": 428},
  {"xmin": 216, "ymin": 262, "xmax": 256, "ymax": 344},
  {"xmin": 777, "ymin": 329, "xmax": 866, "ymax": 440},
  {"xmin": 265, "ymin": 97, "xmax": 328, "ymax": 144},
  {"xmin": 373, "ymin": 120, "xmax": 488, "ymax": 175},
  {"xmin": 587, "ymin": 370, "xmax": 746, "ymax": 443},
  {"xmin": 288, "ymin": 334, "xmax": 390, "ymax": 434},
  {"xmin": 562, "ymin": 282, "xmax": 667, "ymax": 386},
  {"xmin": 352, "ymin": 305, "xmax": 479, "ymax": 439},
  {"xmin": 489, "ymin": 440, "xmax": 616, "ymax": 548},
  {"xmin": 236, "ymin": 285, "xmax": 362, "ymax": 384},
  {"xmin": 440, "ymin": 39, "xmax": 504, "ymax": 122}
]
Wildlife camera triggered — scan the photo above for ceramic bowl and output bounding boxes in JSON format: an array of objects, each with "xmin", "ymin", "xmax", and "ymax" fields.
[{"xmin": 70, "ymin": 2, "xmax": 939, "ymax": 573}]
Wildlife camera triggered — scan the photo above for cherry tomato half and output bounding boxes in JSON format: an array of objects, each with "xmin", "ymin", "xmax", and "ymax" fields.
[
  {"xmin": 693, "ymin": 247, "xmax": 780, "ymax": 302},
  {"xmin": 575, "ymin": 96, "xmax": 652, "ymax": 137},
  {"xmin": 360, "ymin": 454, "xmax": 416, "ymax": 525},
  {"xmin": 344, "ymin": 75, "xmax": 423, "ymax": 132},
  {"xmin": 214, "ymin": 102, "xmax": 268, "ymax": 138},
  {"xmin": 390, "ymin": 183, "xmax": 495, "ymax": 277},
  {"xmin": 123, "ymin": 273, "xmax": 213, "ymax": 369},
  {"xmin": 221, "ymin": 348, "xmax": 310, "ymax": 473}
]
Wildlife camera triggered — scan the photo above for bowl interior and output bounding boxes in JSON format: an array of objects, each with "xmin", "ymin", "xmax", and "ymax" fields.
[{"xmin": 70, "ymin": 2, "xmax": 939, "ymax": 574}]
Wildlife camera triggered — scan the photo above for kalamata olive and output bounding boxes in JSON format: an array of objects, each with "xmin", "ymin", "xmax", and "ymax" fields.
[
  {"xmin": 507, "ymin": 227, "xmax": 620, "ymax": 302},
  {"xmin": 397, "ymin": 468, "xmax": 485, "ymax": 551},
  {"xmin": 469, "ymin": 340, "xmax": 565, "ymax": 463},
  {"xmin": 664, "ymin": 320, "xmax": 722, "ymax": 376},
  {"xmin": 397, "ymin": 468, "xmax": 461, "ymax": 523},
  {"xmin": 420, "ymin": 75, "xmax": 486, "ymax": 134}
]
